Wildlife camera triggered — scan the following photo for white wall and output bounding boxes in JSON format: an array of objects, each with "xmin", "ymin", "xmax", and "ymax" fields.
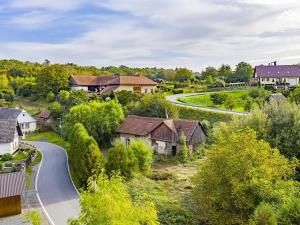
[
  {"xmin": 259, "ymin": 77, "xmax": 299, "ymax": 86},
  {"xmin": 71, "ymin": 86, "xmax": 88, "ymax": 91},
  {"xmin": 17, "ymin": 110, "xmax": 36, "ymax": 134}
]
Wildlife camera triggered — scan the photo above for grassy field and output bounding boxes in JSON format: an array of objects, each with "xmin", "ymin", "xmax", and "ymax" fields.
[
  {"xmin": 178, "ymin": 89, "xmax": 250, "ymax": 112},
  {"xmin": 14, "ymin": 96, "xmax": 48, "ymax": 115}
]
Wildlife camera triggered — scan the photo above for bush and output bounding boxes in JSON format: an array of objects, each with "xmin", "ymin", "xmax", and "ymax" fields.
[
  {"xmin": 210, "ymin": 93, "xmax": 228, "ymax": 105},
  {"xmin": 172, "ymin": 89, "xmax": 184, "ymax": 94},
  {"xmin": 249, "ymin": 203, "xmax": 277, "ymax": 225},
  {"xmin": 4, "ymin": 92, "xmax": 15, "ymax": 102},
  {"xmin": 46, "ymin": 91, "xmax": 55, "ymax": 102},
  {"xmin": 1, "ymin": 153, "xmax": 13, "ymax": 161},
  {"xmin": 277, "ymin": 198, "xmax": 300, "ymax": 225},
  {"xmin": 224, "ymin": 95, "xmax": 236, "ymax": 110},
  {"xmin": 25, "ymin": 211, "xmax": 41, "ymax": 225},
  {"xmin": 174, "ymin": 83, "xmax": 188, "ymax": 88}
]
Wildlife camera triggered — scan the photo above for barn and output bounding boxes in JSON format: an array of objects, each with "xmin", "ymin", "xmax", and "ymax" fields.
[{"xmin": 0, "ymin": 172, "xmax": 25, "ymax": 218}]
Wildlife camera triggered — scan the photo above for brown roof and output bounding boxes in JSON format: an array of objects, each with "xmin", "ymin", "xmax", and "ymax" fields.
[
  {"xmin": 70, "ymin": 75, "xmax": 115, "ymax": 86},
  {"xmin": 118, "ymin": 115, "xmax": 200, "ymax": 141},
  {"xmin": 37, "ymin": 109, "xmax": 51, "ymax": 119},
  {"xmin": 100, "ymin": 85, "xmax": 119, "ymax": 94},
  {"xmin": 0, "ymin": 172, "xmax": 25, "ymax": 198},
  {"xmin": 107, "ymin": 75, "xmax": 157, "ymax": 86}
]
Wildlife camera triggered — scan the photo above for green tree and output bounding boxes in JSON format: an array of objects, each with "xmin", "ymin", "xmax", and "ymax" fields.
[
  {"xmin": 132, "ymin": 93, "xmax": 178, "ymax": 118},
  {"xmin": 289, "ymin": 87, "xmax": 300, "ymax": 104},
  {"xmin": 210, "ymin": 93, "xmax": 228, "ymax": 105},
  {"xmin": 277, "ymin": 198, "xmax": 300, "ymax": 225},
  {"xmin": 69, "ymin": 123, "xmax": 105, "ymax": 187},
  {"xmin": 48, "ymin": 101, "xmax": 63, "ymax": 119},
  {"xmin": 249, "ymin": 203, "xmax": 277, "ymax": 225},
  {"xmin": 233, "ymin": 61, "xmax": 253, "ymax": 82},
  {"xmin": 36, "ymin": 64, "xmax": 69, "ymax": 95},
  {"xmin": 224, "ymin": 95, "xmax": 236, "ymax": 110},
  {"xmin": 67, "ymin": 90, "xmax": 88, "ymax": 109},
  {"xmin": 179, "ymin": 133, "xmax": 188, "ymax": 164},
  {"xmin": 106, "ymin": 140, "xmax": 137, "ymax": 178},
  {"xmin": 218, "ymin": 64, "xmax": 233, "ymax": 82},
  {"xmin": 46, "ymin": 91, "xmax": 55, "ymax": 102},
  {"xmin": 0, "ymin": 71, "xmax": 9, "ymax": 90},
  {"xmin": 175, "ymin": 68, "xmax": 193, "ymax": 82},
  {"xmin": 200, "ymin": 66, "xmax": 218, "ymax": 80},
  {"xmin": 58, "ymin": 90, "xmax": 70, "ymax": 104},
  {"xmin": 128, "ymin": 139, "xmax": 153, "ymax": 176},
  {"xmin": 193, "ymin": 129, "xmax": 298, "ymax": 225},
  {"xmin": 68, "ymin": 173, "xmax": 159, "ymax": 225}
]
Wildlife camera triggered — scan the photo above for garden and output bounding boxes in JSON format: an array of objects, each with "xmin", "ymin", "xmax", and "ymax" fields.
[{"xmin": 178, "ymin": 88, "xmax": 271, "ymax": 112}]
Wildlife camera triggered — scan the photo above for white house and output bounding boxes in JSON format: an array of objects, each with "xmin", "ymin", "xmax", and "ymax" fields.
[
  {"xmin": 254, "ymin": 63, "xmax": 300, "ymax": 87},
  {"xmin": 0, "ymin": 107, "xmax": 36, "ymax": 138},
  {"xmin": 0, "ymin": 120, "xmax": 22, "ymax": 155}
]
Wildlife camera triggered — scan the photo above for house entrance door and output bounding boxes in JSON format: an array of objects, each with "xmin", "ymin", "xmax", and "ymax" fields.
[{"xmin": 172, "ymin": 146, "xmax": 177, "ymax": 156}]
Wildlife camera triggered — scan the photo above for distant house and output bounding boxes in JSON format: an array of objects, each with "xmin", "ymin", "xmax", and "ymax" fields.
[
  {"xmin": 266, "ymin": 93, "xmax": 286, "ymax": 103},
  {"xmin": 254, "ymin": 63, "xmax": 300, "ymax": 87},
  {"xmin": 36, "ymin": 109, "xmax": 52, "ymax": 126},
  {"xmin": 0, "ymin": 107, "xmax": 36, "ymax": 137},
  {"xmin": 0, "ymin": 172, "xmax": 25, "ymax": 218},
  {"xmin": 0, "ymin": 119, "xmax": 22, "ymax": 155},
  {"xmin": 117, "ymin": 115, "xmax": 206, "ymax": 155},
  {"xmin": 69, "ymin": 74, "xmax": 157, "ymax": 94}
]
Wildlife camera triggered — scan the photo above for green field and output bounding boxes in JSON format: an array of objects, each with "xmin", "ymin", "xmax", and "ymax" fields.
[{"xmin": 178, "ymin": 89, "xmax": 250, "ymax": 112}]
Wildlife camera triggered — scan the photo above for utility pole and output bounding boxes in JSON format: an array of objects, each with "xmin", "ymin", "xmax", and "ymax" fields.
[{"xmin": 58, "ymin": 117, "xmax": 62, "ymax": 139}]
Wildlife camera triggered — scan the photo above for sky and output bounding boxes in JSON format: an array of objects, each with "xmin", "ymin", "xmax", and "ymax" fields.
[{"xmin": 1, "ymin": 0, "xmax": 300, "ymax": 71}]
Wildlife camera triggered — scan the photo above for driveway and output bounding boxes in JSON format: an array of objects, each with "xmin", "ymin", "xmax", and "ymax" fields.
[
  {"xmin": 166, "ymin": 93, "xmax": 249, "ymax": 116},
  {"xmin": 28, "ymin": 141, "xmax": 80, "ymax": 225}
]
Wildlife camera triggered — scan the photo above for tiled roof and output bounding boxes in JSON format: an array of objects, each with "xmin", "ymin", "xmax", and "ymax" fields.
[
  {"xmin": 70, "ymin": 75, "xmax": 115, "ymax": 86},
  {"xmin": 0, "ymin": 107, "xmax": 22, "ymax": 120},
  {"xmin": 100, "ymin": 85, "xmax": 119, "ymax": 94},
  {"xmin": 36, "ymin": 109, "xmax": 51, "ymax": 119},
  {"xmin": 117, "ymin": 115, "xmax": 200, "ymax": 141},
  {"xmin": 107, "ymin": 75, "xmax": 157, "ymax": 85},
  {"xmin": 0, "ymin": 172, "xmax": 25, "ymax": 198},
  {"xmin": 0, "ymin": 119, "xmax": 19, "ymax": 143},
  {"xmin": 255, "ymin": 65, "xmax": 300, "ymax": 78}
]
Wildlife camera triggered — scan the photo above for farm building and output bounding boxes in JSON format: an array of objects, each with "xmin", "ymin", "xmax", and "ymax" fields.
[
  {"xmin": 69, "ymin": 74, "xmax": 157, "ymax": 94},
  {"xmin": 117, "ymin": 115, "xmax": 206, "ymax": 155},
  {"xmin": 0, "ymin": 172, "xmax": 25, "ymax": 218}
]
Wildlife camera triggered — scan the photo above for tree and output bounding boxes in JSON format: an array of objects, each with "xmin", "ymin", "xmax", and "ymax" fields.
[
  {"xmin": 249, "ymin": 203, "xmax": 277, "ymax": 225},
  {"xmin": 224, "ymin": 95, "xmax": 236, "ymax": 110},
  {"xmin": 67, "ymin": 90, "xmax": 88, "ymax": 109},
  {"xmin": 218, "ymin": 64, "xmax": 233, "ymax": 82},
  {"xmin": 58, "ymin": 90, "xmax": 70, "ymax": 104},
  {"xmin": 200, "ymin": 66, "xmax": 218, "ymax": 80},
  {"xmin": 210, "ymin": 93, "xmax": 228, "ymax": 105},
  {"xmin": 0, "ymin": 71, "xmax": 9, "ymax": 90},
  {"xmin": 64, "ymin": 100, "xmax": 124, "ymax": 145},
  {"xmin": 175, "ymin": 68, "xmax": 193, "ymax": 82},
  {"xmin": 46, "ymin": 91, "xmax": 55, "ymax": 102},
  {"xmin": 193, "ymin": 129, "xmax": 298, "ymax": 225},
  {"xmin": 179, "ymin": 133, "xmax": 188, "ymax": 164},
  {"xmin": 277, "ymin": 198, "xmax": 300, "ymax": 225},
  {"xmin": 131, "ymin": 93, "xmax": 178, "ymax": 118},
  {"xmin": 69, "ymin": 123, "xmax": 105, "ymax": 187},
  {"xmin": 36, "ymin": 64, "xmax": 69, "ymax": 95},
  {"xmin": 289, "ymin": 86, "xmax": 300, "ymax": 104},
  {"xmin": 68, "ymin": 173, "xmax": 159, "ymax": 225},
  {"xmin": 48, "ymin": 101, "xmax": 63, "ymax": 119},
  {"xmin": 106, "ymin": 140, "xmax": 137, "ymax": 178},
  {"xmin": 233, "ymin": 61, "xmax": 253, "ymax": 82},
  {"xmin": 128, "ymin": 139, "xmax": 153, "ymax": 176}
]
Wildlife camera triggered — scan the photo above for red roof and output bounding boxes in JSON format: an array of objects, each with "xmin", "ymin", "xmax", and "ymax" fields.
[
  {"xmin": 107, "ymin": 75, "xmax": 157, "ymax": 85},
  {"xmin": 255, "ymin": 65, "xmax": 300, "ymax": 78},
  {"xmin": 117, "ymin": 115, "xmax": 200, "ymax": 141},
  {"xmin": 70, "ymin": 75, "xmax": 115, "ymax": 86}
]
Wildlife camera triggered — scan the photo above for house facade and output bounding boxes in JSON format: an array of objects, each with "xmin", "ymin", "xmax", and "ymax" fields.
[
  {"xmin": 0, "ymin": 120, "xmax": 22, "ymax": 155},
  {"xmin": 69, "ymin": 74, "xmax": 157, "ymax": 94},
  {"xmin": 0, "ymin": 172, "xmax": 25, "ymax": 218},
  {"xmin": 117, "ymin": 115, "xmax": 206, "ymax": 155},
  {"xmin": 0, "ymin": 107, "xmax": 36, "ymax": 138},
  {"xmin": 254, "ymin": 64, "xmax": 300, "ymax": 87}
]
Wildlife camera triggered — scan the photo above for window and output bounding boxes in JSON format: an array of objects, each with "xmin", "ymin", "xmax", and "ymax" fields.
[
  {"xmin": 145, "ymin": 88, "xmax": 148, "ymax": 93},
  {"xmin": 151, "ymin": 89, "xmax": 154, "ymax": 93},
  {"xmin": 267, "ymin": 78, "xmax": 269, "ymax": 81},
  {"xmin": 26, "ymin": 123, "xmax": 30, "ymax": 129},
  {"xmin": 261, "ymin": 78, "xmax": 265, "ymax": 82},
  {"xmin": 133, "ymin": 86, "xmax": 141, "ymax": 94},
  {"xmin": 272, "ymin": 79, "xmax": 275, "ymax": 82},
  {"xmin": 126, "ymin": 138, "xmax": 130, "ymax": 148}
]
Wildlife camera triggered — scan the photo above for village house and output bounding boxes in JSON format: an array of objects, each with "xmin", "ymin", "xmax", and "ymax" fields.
[
  {"xmin": 0, "ymin": 172, "xmax": 25, "ymax": 218},
  {"xmin": 0, "ymin": 107, "xmax": 36, "ymax": 138},
  {"xmin": 117, "ymin": 115, "xmax": 206, "ymax": 155},
  {"xmin": 254, "ymin": 62, "xmax": 300, "ymax": 87},
  {"xmin": 0, "ymin": 119, "xmax": 23, "ymax": 155},
  {"xmin": 69, "ymin": 74, "xmax": 157, "ymax": 94}
]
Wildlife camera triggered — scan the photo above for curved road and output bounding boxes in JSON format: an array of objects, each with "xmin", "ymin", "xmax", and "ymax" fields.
[
  {"xmin": 29, "ymin": 141, "xmax": 80, "ymax": 225},
  {"xmin": 166, "ymin": 93, "xmax": 249, "ymax": 116}
]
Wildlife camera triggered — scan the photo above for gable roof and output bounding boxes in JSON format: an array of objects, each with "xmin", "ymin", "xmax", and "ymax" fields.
[
  {"xmin": 255, "ymin": 65, "xmax": 300, "ymax": 78},
  {"xmin": 0, "ymin": 107, "xmax": 22, "ymax": 120},
  {"xmin": 36, "ymin": 109, "xmax": 51, "ymax": 119},
  {"xmin": 117, "ymin": 115, "xmax": 201, "ymax": 141},
  {"xmin": 100, "ymin": 85, "xmax": 119, "ymax": 94},
  {"xmin": 0, "ymin": 172, "xmax": 25, "ymax": 198},
  {"xmin": 267, "ymin": 93, "xmax": 286, "ymax": 103},
  {"xmin": 0, "ymin": 119, "xmax": 21, "ymax": 143},
  {"xmin": 70, "ymin": 75, "xmax": 115, "ymax": 86},
  {"xmin": 107, "ymin": 75, "xmax": 157, "ymax": 86}
]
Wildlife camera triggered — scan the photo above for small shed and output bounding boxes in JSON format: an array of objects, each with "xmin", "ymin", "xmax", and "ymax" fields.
[
  {"xmin": 0, "ymin": 172, "xmax": 25, "ymax": 218},
  {"xmin": 266, "ymin": 93, "xmax": 286, "ymax": 103}
]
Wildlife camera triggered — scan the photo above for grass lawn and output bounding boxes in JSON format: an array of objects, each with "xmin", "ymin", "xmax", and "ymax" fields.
[
  {"xmin": 14, "ymin": 96, "xmax": 49, "ymax": 116},
  {"xmin": 0, "ymin": 151, "xmax": 28, "ymax": 165},
  {"xmin": 178, "ymin": 89, "xmax": 250, "ymax": 112}
]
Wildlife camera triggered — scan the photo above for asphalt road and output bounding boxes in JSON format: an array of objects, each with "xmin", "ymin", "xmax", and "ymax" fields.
[
  {"xmin": 166, "ymin": 93, "xmax": 249, "ymax": 116},
  {"xmin": 29, "ymin": 141, "xmax": 80, "ymax": 225}
]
